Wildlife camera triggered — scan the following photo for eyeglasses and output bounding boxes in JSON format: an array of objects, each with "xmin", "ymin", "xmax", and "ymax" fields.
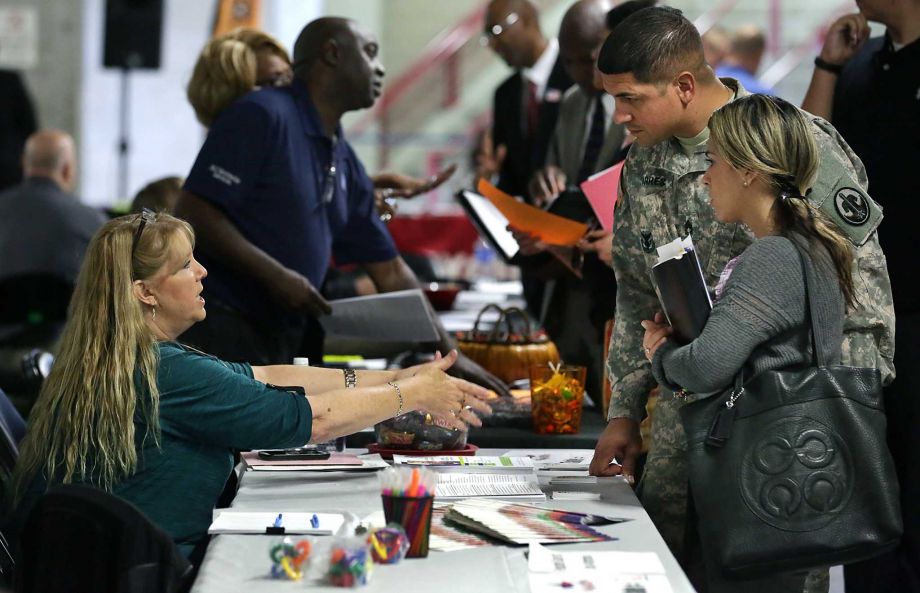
[
  {"xmin": 481, "ymin": 12, "xmax": 520, "ymax": 46},
  {"xmin": 131, "ymin": 208, "xmax": 157, "ymax": 257}
]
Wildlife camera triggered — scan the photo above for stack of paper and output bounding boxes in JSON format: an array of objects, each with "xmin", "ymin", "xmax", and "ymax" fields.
[
  {"xmin": 392, "ymin": 455, "xmax": 535, "ymax": 470},
  {"xmin": 434, "ymin": 473, "xmax": 544, "ymax": 499},
  {"xmin": 502, "ymin": 449, "xmax": 597, "ymax": 471},
  {"xmin": 241, "ymin": 452, "xmax": 389, "ymax": 472}
]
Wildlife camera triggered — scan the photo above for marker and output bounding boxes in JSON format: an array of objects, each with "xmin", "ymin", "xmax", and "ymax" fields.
[
  {"xmin": 408, "ymin": 468, "xmax": 420, "ymax": 497},
  {"xmin": 311, "ymin": 513, "xmax": 319, "ymax": 529},
  {"xmin": 273, "ymin": 513, "xmax": 283, "ymax": 528}
]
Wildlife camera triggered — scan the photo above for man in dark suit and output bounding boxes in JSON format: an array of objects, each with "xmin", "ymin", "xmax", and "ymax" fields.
[
  {"xmin": 480, "ymin": 0, "xmax": 573, "ymax": 203},
  {"xmin": 478, "ymin": 0, "xmax": 574, "ymax": 316},
  {"xmin": 509, "ymin": 0, "xmax": 652, "ymax": 403},
  {"xmin": 0, "ymin": 130, "xmax": 105, "ymax": 287}
]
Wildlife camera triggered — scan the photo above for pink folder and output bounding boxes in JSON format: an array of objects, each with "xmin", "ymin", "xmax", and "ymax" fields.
[{"xmin": 579, "ymin": 161, "xmax": 624, "ymax": 233}]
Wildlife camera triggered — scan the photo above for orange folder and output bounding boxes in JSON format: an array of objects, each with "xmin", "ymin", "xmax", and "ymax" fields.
[{"xmin": 476, "ymin": 179, "xmax": 589, "ymax": 246}]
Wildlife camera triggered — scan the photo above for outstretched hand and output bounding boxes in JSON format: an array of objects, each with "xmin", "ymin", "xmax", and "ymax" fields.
[{"xmin": 402, "ymin": 353, "xmax": 493, "ymax": 431}]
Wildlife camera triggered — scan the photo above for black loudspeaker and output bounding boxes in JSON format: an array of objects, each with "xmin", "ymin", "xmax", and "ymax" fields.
[{"xmin": 103, "ymin": 0, "xmax": 164, "ymax": 69}]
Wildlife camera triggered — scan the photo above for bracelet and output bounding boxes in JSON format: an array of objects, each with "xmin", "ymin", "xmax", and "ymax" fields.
[
  {"xmin": 386, "ymin": 381, "xmax": 404, "ymax": 416},
  {"xmin": 813, "ymin": 56, "xmax": 843, "ymax": 75},
  {"xmin": 343, "ymin": 368, "xmax": 357, "ymax": 389}
]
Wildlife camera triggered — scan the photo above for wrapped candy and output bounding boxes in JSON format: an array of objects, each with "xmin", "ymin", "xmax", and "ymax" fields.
[
  {"xmin": 268, "ymin": 537, "xmax": 311, "ymax": 580},
  {"xmin": 530, "ymin": 363, "xmax": 586, "ymax": 434},
  {"xmin": 367, "ymin": 524, "xmax": 410, "ymax": 564}
]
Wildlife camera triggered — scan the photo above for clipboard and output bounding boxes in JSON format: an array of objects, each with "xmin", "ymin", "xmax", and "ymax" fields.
[{"xmin": 455, "ymin": 189, "xmax": 520, "ymax": 263}]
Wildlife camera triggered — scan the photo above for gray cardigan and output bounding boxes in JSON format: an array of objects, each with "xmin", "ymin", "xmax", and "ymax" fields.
[{"xmin": 651, "ymin": 234, "xmax": 844, "ymax": 395}]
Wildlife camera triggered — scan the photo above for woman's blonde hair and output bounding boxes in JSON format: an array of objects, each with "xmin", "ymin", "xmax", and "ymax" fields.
[
  {"xmin": 187, "ymin": 37, "xmax": 256, "ymax": 127},
  {"xmin": 225, "ymin": 28, "xmax": 291, "ymax": 65},
  {"xmin": 11, "ymin": 213, "xmax": 194, "ymax": 502},
  {"xmin": 186, "ymin": 28, "xmax": 291, "ymax": 127},
  {"xmin": 709, "ymin": 94, "xmax": 856, "ymax": 308}
]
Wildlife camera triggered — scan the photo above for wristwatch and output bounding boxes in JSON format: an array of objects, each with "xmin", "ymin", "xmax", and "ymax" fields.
[{"xmin": 814, "ymin": 56, "xmax": 844, "ymax": 75}]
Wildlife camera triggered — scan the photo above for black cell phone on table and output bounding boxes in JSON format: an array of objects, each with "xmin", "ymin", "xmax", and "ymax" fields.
[{"xmin": 257, "ymin": 447, "xmax": 331, "ymax": 460}]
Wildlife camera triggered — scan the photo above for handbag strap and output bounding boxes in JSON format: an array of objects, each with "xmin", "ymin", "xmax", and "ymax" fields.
[{"xmin": 791, "ymin": 238, "xmax": 834, "ymax": 367}]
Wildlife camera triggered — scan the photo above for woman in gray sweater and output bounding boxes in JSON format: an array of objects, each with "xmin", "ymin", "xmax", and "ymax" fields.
[{"xmin": 642, "ymin": 95, "xmax": 858, "ymax": 592}]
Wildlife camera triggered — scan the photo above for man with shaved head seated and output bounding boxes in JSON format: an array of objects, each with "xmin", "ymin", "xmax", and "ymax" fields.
[
  {"xmin": 0, "ymin": 130, "xmax": 106, "ymax": 287},
  {"xmin": 176, "ymin": 18, "xmax": 506, "ymax": 393}
]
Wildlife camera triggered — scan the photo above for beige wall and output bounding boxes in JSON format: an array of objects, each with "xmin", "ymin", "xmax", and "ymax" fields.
[{"xmin": 9, "ymin": 0, "xmax": 82, "ymax": 159}]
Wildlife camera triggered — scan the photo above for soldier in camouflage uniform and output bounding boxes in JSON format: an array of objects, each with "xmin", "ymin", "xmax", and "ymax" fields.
[{"xmin": 586, "ymin": 7, "xmax": 896, "ymax": 593}]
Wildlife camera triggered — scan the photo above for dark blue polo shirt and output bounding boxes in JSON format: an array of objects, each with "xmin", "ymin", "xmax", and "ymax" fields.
[{"xmin": 183, "ymin": 79, "xmax": 397, "ymax": 326}]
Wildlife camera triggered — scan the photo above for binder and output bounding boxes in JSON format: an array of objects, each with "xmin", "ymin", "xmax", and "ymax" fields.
[{"xmin": 650, "ymin": 237, "xmax": 712, "ymax": 344}]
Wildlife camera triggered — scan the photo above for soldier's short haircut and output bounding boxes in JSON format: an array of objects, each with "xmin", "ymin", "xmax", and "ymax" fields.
[{"xmin": 597, "ymin": 6, "xmax": 707, "ymax": 84}]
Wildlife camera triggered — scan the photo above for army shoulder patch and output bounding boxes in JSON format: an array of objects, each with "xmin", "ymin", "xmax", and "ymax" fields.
[{"xmin": 812, "ymin": 179, "xmax": 882, "ymax": 247}]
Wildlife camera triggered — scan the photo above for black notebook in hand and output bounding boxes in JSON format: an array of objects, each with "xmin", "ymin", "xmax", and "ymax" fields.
[{"xmin": 650, "ymin": 236, "xmax": 712, "ymax": 344}]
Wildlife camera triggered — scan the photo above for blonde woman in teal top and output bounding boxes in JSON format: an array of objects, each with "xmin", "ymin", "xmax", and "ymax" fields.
[{"xmin": 8, "ymin": 212, "xmax": 490, "ymax": 559}]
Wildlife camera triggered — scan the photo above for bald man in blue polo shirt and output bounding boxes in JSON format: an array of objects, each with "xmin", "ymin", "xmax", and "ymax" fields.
[{"xmin": 176, "ymin": 18, "xmax": 506, "ymax": 394}]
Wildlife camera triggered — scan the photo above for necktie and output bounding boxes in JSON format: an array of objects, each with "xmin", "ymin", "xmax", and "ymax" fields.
[
  {"xmin": 577, "ymin": 94, "xmax": 607, "ymax": 183},
  {"xmin": 526, "ymin": 80, "xmax": 540, "ymax": 139}
]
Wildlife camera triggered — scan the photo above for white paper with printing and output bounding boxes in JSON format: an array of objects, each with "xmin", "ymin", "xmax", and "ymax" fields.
[
  {"xmin": 528, "ymin": 542, "xmax": 672, "ymax": 593},
  {"xmin": 434, "ymin": 473, "xmax": 544, "ymax": 499}
]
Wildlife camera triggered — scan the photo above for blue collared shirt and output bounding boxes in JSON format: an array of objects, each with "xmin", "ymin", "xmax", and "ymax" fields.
[
  {"xmin": 714, "ymin": 64, "xmax": 774, "ymax": 96},
  {"xmin": 184, "ymin": 79, "xmax": 397, "ymax": 325}
]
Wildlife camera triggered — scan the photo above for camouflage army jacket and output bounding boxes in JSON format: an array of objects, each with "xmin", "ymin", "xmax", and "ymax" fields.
[{"xmin": 606, "ymin": 80, "xmax": 896, "ymax": 422}]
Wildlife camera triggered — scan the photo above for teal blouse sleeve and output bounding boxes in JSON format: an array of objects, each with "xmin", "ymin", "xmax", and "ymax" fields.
[{"xmin": 153, "ymin": 343, "xmax": 312, "ymax": 449}]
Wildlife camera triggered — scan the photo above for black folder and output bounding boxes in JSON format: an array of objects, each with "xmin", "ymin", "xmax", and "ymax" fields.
[{"xmin": 650, "ymin": 246, "xmax": 712, "ymax": 344}]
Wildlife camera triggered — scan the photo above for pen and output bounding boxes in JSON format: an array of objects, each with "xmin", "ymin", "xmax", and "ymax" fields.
[{"xmin": 273, "ymin": 513, "xmax": 283, "ymax": 528}]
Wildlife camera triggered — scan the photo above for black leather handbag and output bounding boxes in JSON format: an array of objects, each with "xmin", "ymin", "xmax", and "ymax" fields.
[{"xmin": 679, "ymin": 248, "xmax": 902, "ymax": 580}]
